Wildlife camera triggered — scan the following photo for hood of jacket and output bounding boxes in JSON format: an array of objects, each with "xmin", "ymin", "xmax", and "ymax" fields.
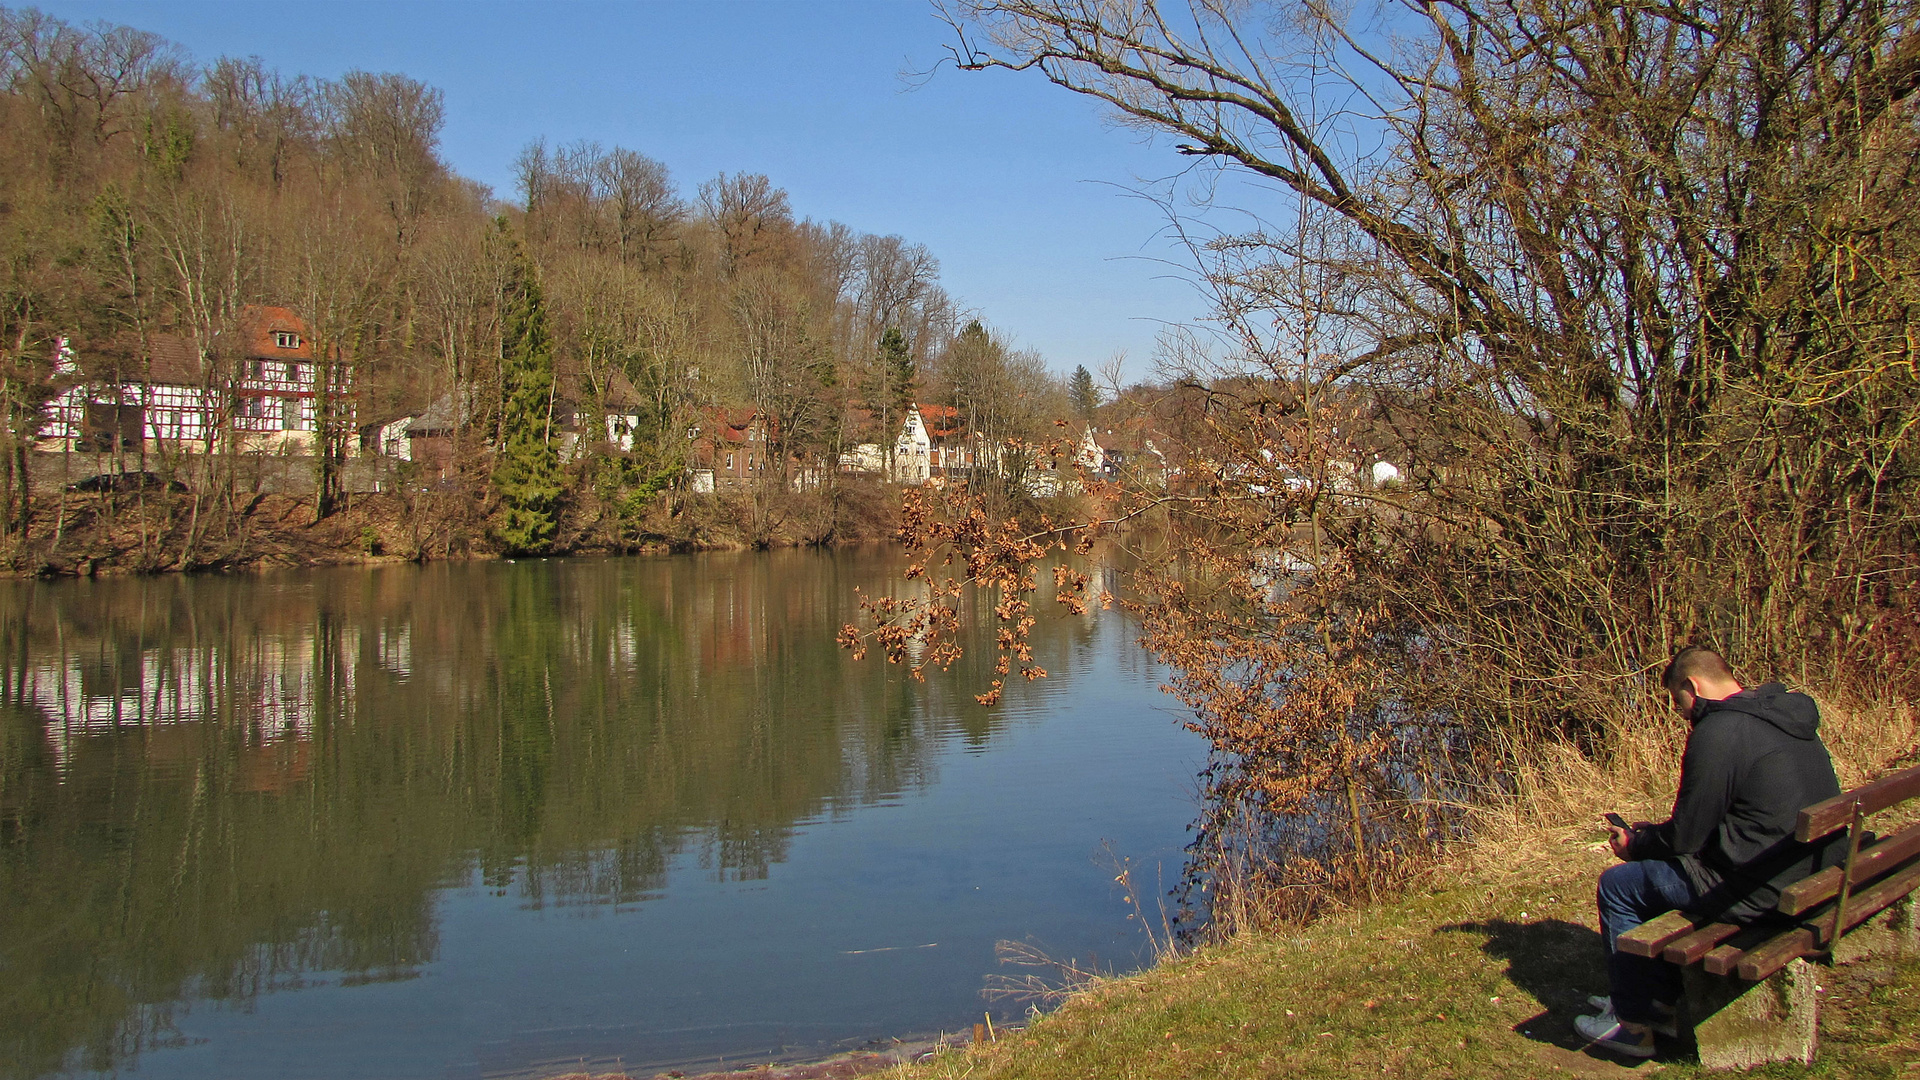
[{"xmin": 1693, "ymin": 681, "xmax": 1821, "ymax": 740}]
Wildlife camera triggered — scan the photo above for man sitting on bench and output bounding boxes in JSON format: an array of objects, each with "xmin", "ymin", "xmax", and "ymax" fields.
[{"xmin": 1576, "ymin": 646, "xmax": 1843, "ymax": 1058}]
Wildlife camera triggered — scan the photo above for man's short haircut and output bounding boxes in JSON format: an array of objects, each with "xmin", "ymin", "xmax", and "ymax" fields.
[{"xmin": 1663, "ymin": 646, "xmax": 1736, "ymax": 694}]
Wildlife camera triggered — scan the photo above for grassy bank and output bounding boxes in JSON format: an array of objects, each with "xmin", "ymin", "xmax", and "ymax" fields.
[
  {"xmin": 886, "ymin": 848, "xmax": 1917, "ymax": 1080},
  {"xmin": 882, "ymin": 695, "xmax": 1919, "ymax": 1080}
]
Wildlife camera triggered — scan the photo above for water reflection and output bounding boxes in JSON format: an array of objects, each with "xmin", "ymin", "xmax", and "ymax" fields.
[{"xmin": 0, "ymin": 550, "xmax": 1182, "ymax": 1080}]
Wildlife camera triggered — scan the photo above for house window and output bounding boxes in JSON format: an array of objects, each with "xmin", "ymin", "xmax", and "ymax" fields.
[
  {"xmin": 726, "ymin": 451, "xmax": 735, "ymax": 471},
  {"xmin": 274, "ymin": 331, "xmax": 301, "ymax": 349},
  {"xmin": 290, "ymin": 363, "xmax": 306, "ymax": 384}
]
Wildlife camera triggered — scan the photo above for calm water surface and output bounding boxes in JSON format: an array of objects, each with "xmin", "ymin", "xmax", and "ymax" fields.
[{"xmin": 0, "ymin": 549, "xmax": 1199, "ymax": 1080}]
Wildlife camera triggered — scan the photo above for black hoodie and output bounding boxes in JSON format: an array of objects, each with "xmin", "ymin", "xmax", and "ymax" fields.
[{"xmin": 1630, "ymin": 682, "xmax": 1844, "ymax": 922}]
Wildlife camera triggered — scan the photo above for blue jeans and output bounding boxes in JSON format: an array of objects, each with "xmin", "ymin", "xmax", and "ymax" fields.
[{"xmin": 1597, "ymin": 859, "xmax": 1699, "ymax": 1024}]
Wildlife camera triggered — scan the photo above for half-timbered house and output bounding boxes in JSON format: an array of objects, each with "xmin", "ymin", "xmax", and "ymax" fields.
[
  {"xmin": 44, "ymin": 332, "xmax": 223, "ymax": 452},
  {"xmin": 227, "ymin": 307, "xmax": 349, "ymax": 454},
  {"xmin": 43, "ymin": 306, "xmax": 349, "ymax": 456}
]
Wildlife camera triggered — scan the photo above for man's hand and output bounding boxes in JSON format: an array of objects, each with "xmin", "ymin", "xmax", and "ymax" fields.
[{"xmin": 1607, "ymin": 824, "xmax": 1636, "ymax": 860}]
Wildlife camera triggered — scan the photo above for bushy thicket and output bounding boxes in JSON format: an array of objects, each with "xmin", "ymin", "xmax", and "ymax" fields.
[{"xmin": 856, "ymin": 0, "xmax": 1920, "ymax": 927}]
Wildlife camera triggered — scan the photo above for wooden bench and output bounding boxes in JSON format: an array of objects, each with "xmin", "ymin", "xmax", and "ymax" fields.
[{"xmin": 1614, "ymin": 763, "xmax": 1920, "ymax": 1067}]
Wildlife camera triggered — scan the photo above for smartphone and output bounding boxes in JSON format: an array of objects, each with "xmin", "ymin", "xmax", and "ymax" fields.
[{"xmin": 1604, "ymin": 812, "xmax": 1631, "ymax": 830}]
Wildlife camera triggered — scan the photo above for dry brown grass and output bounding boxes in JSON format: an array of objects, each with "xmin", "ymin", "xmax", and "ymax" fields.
[{"xmin": 1459, "ymin": 687, "xmax": 1920, "ymax": 888}]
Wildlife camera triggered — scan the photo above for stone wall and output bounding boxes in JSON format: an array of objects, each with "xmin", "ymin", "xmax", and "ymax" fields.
[{"xmin": 28, "ymin": 451, "xmax": 399, "ymax": 497}]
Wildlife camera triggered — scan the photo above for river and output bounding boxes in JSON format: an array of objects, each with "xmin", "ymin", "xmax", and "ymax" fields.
[{"xmin": 0, "ymin": 549, "xmax": 1200, "ymax": 1080}]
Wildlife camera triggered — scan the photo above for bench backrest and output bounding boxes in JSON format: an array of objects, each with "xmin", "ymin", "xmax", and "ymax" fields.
[
  {"xmin": 1775, "ymin": 763, "xmax": 1920, "ymax": 926},
  {"xmin": 1796, "ymin": 763, "xmax": 1920, "ymax": 842}
]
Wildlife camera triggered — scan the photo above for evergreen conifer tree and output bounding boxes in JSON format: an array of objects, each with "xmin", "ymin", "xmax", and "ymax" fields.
[
  {"xmin": 1069, "ymin": 364, "xmax": 1098, "ymax": 419},
  {"xmin": 877, "ymin": 327, "xmax": 915, "ymax": 415},
  {"xmin": 492, "ymin": 227, "xmax": 563, "ymax": 554}
]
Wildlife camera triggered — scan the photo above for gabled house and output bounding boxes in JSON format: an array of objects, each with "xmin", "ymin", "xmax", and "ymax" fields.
[
  {"xmin": 837, "ymin": 403, "xmax": 997, "ymax": 485},
  {"xmin": 889, "ymin": 403, "xmax": 992, "ymax": 485},
  {"xmin": 228, "ymin": 307, "xmax": 349, "ymax": 454},
  {"xmin": 916, "ymin": 403, "xmax": 987, "ymax": 478},
  {"xmin": 687, "ymin": 408, "xmax": 775, "ymax": 492},
  {"xmin": 403, "ymin": 390, "xmax": 476, "ymax": 480},
  {"xmin": 1074, "ymin": 424, "xmax": 1107, "ymax": 474},
  {"xmin": 555, "ymin": 369, "xmax": 647, "ymax": 460},
  {"xmin": 893, "ymin": 405, "xmax": 932, "ymax": 483},
  {"xmin": 360, "ymin": 413, "xmax": 417, "ymax": 461},
  {"xmin": 42, "ymin": 306, "xmax": 349, "ymax": 456},
  {"xmin": 1080, "ymin": 420, "xmax": 1171, "ymax": 486},
  {"xmin": 44, "ymin": 331, "xmax": 221, "ymax": 452}
]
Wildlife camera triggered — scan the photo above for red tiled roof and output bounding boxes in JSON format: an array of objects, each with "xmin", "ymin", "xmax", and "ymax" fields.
[
  {"xmin": 708, "ymin": 408, "xmax": 771, "ymax": 443},
  {"xmin": 76, "ymin": 331, "xmax": 207, "ymax": 385},
  {"xmin": 238, "ymin": 305, "xmax": 316, "ymax": 360},
  {"xmin": 913, "ymin": 403, "xmax": 965, "ymax": 439}
]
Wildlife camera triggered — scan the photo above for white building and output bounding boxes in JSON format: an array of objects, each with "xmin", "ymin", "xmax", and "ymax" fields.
[{"xmin": 894, "ymin": 405, "xmax": 933, "ymax": 484}]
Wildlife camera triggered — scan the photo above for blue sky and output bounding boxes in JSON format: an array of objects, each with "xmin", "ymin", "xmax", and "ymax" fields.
[{"xmin": 38, "ymin": 0, "xmax": 1221, "ymax": 379}]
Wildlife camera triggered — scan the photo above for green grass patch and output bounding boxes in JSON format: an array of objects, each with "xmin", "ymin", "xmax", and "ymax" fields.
[{"xmin": 891, "ymin": 840, "xmax": 1919, "ymax": 1079}]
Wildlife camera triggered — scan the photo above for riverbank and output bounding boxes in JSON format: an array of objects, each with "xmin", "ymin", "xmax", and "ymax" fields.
[
  {"xmin": 541, "ymin": 835, "xmax": 1919, "ymax": 1080},
  {"xmin": 538, "ymin": 808, "xmax": 1919, "ymax": 1080},
  {"xmin": 864, "ymin": 700, "xmax": 1920, "ymax": 1080},
  {"xmin": 0, "ymin": 478, "xmax": 907, "ymax": 577},
  {"xmin": 879, "ymin": 841, "xmax": 1915, "ymax": 1080}
]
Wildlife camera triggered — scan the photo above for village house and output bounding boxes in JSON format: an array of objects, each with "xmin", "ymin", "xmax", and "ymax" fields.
[
  {"xmin": 1073, "ymin": 424, "xmax": 1106, "ymax": 474},
  {"xmin": 43, "ymin": 306, "xmax": 350, "ymax": 456},
  {"xmin": 229, "ymin": 307, "xmax": 348, "ymax": 454},
  {"xmin": 44, "ymin": 332, "xmax": 216, "ymax": 452},
  {"xmin": 555, "ymin": 369, "xmax": 648, "ymax": 461},
  {"xmin": 892, "ymin": 404, "xmax": 932, "ymax": 483},
  {"xmin": 914, "ymin": 403, "xmax": 989, "ymax": 480},
  {"xmin": 839, "ymin": 403, "xmax": 993, "ymax": 485},
  {"xmin": 686, "ymin": 408, "xmax": 775, "ymax": 493},
  {"xmin": 1080, "ymin": 421, "xmax": 1172, "ymax": 486},
  {"xmin": 380, "ymin": 368, "xmax": 645, "ymax": 483},
  {"xmin": 399, "ymin": 391, "xmax": 472, "ymax": 481},
  {"xmin": 361, "ymin": 413, "xmax": 417, "ymax": 461}
]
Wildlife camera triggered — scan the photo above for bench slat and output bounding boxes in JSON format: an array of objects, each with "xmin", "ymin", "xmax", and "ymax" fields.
[
  {"xmin": 1722, "ymin": 928, "xmax": 1815, "ymax": 980},
  {"xmin": 1661, "ymin": 922, "xmax": 1742, "ymax": 964},
  {"xmin": 1702, "ymin": 940, "xmax": 1757, "ymax": 976},
  {"xmin": 1797, "ymin": 764, "xmax": 1920, "ymax": 841},
  {"xmin": 1712, "ymin": 855, "xmax": 1920, "ymax": 981},
  {"xmin": 1618, "ymin": 909, "xmax": 1698, "ymax": 958},
  {"xmin": 1779, "ymin": 819, "xmax": 1920, "ymax": 915},
  {"xmin": 1688, "ymin": 923, "xmax": 1779, "ymax": 973}
]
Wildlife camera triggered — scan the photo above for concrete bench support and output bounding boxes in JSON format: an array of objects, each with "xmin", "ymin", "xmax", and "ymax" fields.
[
  {"xmin": 1683, "ymin": 957, "xmax": 1819, "ymax": 1069},
  {"xmin": 1682, "ymin": 896, "xmax": 1916, "ymax": 1068},
  {"xmin": 1835, "ymin": 892, "xmax": 1918, "ymax": 963}
]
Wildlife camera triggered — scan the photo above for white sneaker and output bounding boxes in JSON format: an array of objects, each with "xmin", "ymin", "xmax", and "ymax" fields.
[
  {"xmin": 1574, "ymin": 1010, "xmax": 1658, "ymax": 1059},
  {"xmin": 1584, "ymin": 995, "xmax": 1678, "ymax": 1037}
]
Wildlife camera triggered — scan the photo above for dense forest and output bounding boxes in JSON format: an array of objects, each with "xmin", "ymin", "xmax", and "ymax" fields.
[{"xmin": 0, "ymin": 7, "xmax": 1069, "ymax": 568}]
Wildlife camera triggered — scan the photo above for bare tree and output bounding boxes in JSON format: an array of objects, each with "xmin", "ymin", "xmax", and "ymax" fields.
[
  {"xmin": 697, "ymin": 172, "xmax": 793, "ymax": 276},
  {"xmin": 202, "ymin": 56, "xmax": 319, "ymax": 188},
  {"xmin": 323, "ymin": 70, "xmax": 446, "ymax": 244},
  {"xmin": 597, "ymin": 147, "xmax": 682, "ymax": 266}
]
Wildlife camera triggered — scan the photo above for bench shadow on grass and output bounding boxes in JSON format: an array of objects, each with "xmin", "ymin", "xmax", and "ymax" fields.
[{"xmin": 1438, "ymin": 918, "xmax": 1665, "ymax": 1065}]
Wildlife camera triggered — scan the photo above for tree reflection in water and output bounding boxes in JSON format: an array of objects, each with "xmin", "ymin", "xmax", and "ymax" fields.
[{"xmin": 0, "ymin": 550, "xmax": 1122, "ymax": 1080}]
